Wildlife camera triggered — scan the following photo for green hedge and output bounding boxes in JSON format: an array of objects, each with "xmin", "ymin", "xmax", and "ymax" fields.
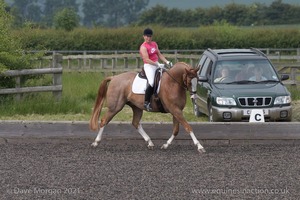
[{"xmin": 15, "ymin": 25, "xmax": 300, "ymax": 51}]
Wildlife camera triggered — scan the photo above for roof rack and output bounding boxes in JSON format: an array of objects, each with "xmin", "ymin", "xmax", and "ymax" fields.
[
  {"xmin": 250, "ymin": 48, "xmax": 267, "ymax": 58},
  {"xmin": 207, "ymin": 48, "xmax": 218, "ymax": 57}
]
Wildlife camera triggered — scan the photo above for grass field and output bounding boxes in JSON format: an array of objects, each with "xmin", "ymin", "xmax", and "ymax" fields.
[
  {"xmin": 0, "ymin": 71, "xmax": 299, "ymax": 122},
  {"xmin": 0, "ymin": 71, "xmax": 207, "ymax": 122}
]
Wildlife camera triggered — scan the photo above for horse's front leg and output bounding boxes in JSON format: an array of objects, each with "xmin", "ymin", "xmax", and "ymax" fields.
[
  {"xmin": 137, "ymin": 124, "xmax": 154, "ymax": 149},
  {"xmin": 131, "ymin": 105, "xmax": 154, "ymax": 149},
  {"xmin": 189, "ymin": 131, "xmax": 206, "ymax": 153},
  {"xmin": 171, "ymin": 110, "xmax": 205, "ymax": 153},
  {"xmin": 161, "ymin": 116, "xmax": 179, "ymax": 149}
]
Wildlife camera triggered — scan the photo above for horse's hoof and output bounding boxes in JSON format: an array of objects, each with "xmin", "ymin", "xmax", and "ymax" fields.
[
  {"xmin": 147, "ymin": 141, "xmax": 154, "ymax": 149},
  {"xmin": 161, "ymin": 144, "xmax": 168, "ymax": 149},
  {"xmin": 198, "ymin": 148, "xmax": 206, "ymax": 153},
  {"xmin": 147, "ymin": 145, "xmax": 154, "ymax": 150},
  {"xmin": 91, "ymin": 142, "xmax": 98, "ymax": 147}
]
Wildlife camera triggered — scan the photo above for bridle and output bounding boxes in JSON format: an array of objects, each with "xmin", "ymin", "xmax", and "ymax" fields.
[{"xmin": 165, "ymin": 68, "xmax": 197, "ymax": 93}]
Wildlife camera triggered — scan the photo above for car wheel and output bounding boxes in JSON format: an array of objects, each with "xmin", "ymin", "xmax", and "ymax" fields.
[
  {"xmin": 192, "ymin": 99, "xmax": 203, "ymax": 117},
  {"xmin": 208, "ymin": 103, "xmax": 214, "ymax": 122}
]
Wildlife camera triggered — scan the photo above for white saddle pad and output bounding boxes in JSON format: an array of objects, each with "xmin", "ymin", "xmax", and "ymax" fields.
[
  {"xmin": 132, "ymin": 74, "xmax": 147, "ymax": 94},
  {"xmin": 131, "ymin": 74, "xmax": 162, "ymax": 94}
]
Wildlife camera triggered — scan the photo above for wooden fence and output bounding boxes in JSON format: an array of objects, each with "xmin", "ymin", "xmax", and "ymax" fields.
[
  {"xmin": 0, "ymin": 49, "xmax": 298, "ymax": 101},
  {"xmin": 0, "ymin": 54, "xmax": 63, "ymax": 100},
  {"xmin": 37, "ymin": 49, "xmax": 300, "ymax": 86},
  {"xmin": 38, "ymin": 50, "xmax": 207, "ymax": 72}
]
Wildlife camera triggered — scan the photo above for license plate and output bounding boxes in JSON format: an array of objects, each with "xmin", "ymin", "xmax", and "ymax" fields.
[{"xmin": 243, "ymin": 109, "xmax": 269, "ymax": 116}]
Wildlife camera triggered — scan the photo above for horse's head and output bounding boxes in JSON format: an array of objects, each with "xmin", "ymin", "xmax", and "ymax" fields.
[
  {"xmin": 167, "ymin": 62, "xmax": 200, "ymax": 92},
  {"xmin": 183, "ymin": 65, "xmax": 200, "ymax": 92}
]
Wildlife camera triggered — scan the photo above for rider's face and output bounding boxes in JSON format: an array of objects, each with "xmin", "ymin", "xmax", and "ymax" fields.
[{"xmin": 144, "ymin": 35, "xmax": 152, "ymax": 43}]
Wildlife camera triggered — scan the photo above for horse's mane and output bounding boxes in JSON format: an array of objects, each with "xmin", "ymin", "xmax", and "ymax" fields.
[
  {"xmin": 177, "ymin": 62, "xmax": 190, "ymax": 67},
  {"xmin": 169, "ymin": 62, "xmax": 192, "ymax": 73}
]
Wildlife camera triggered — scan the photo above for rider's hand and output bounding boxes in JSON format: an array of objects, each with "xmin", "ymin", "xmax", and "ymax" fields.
[
  {"xmin": 166, "ymin": 61, "xmax": 173, "ymax": 67},
  {"xmin": 158, "ymin": 63, "xmax": 165, "ymax": 68}
]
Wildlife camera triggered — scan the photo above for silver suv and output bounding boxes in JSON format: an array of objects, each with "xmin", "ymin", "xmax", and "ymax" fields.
[{"xmin": 192, "ymin": 48, "xmax": 292, "ymax": 122}]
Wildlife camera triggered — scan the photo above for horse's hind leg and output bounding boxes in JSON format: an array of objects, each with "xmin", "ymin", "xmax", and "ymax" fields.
[
  {"xmin": 91, "ymin": 126, "xmax": 104, "ymax": 147},
  {"xmin": 161, "ymin": 116, "xmax": 179, "ymax": 149},
  {"xmin": 91, "ymin": 104, "xmax": 125, "ymax": 147},
  {"xmin": 131, "ymin": 105, "xmax": 154, "ymax": 149}
]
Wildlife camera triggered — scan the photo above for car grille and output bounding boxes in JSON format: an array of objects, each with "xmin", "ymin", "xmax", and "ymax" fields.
[{"xmin": 238, "ymin": 97, "xmax": 272, "ymax": 107}]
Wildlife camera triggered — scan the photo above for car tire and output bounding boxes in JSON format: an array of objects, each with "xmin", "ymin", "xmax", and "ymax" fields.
[
  {"xmin": 192, "ymin": 99, "xmax": 203, "ymax": 117},
  {"xmin": 208, "ymin": 102, "xmax": 214, "ymax": 122}
]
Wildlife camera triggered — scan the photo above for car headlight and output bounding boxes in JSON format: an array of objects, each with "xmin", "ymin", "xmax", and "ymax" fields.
[
  {"xmin": 216, "ymin": 97, "xmax": 237, "ymax": 106},
  {"xmin": 274, "ymin": 96, "xmax": 291, "ymax": 105}
]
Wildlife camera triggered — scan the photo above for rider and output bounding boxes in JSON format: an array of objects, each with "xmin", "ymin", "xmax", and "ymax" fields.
[{"xmin": 139, "ymin": 28, "xmax": 172, "ymax": 111}]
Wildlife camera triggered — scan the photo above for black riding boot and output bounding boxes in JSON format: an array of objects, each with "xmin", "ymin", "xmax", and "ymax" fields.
[{"xmin": 144, "ymin": 85, "xmax": 154, "ymax": 111}]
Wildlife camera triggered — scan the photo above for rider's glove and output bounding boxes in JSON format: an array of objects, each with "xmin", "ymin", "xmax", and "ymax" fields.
[
  {"xmin": 166, "ymin": 61, "xmax": 173, "ymax": 67},
  {"xmin": 158, "ymin": 63, "xmax": 165, "ymax": 68}
]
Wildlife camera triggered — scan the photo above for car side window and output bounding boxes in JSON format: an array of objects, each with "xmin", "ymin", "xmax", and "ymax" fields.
[
  {"xmin": 197, "ymin": 55, "xmax": 207, "ymax": 74},
  {"xmin": 199, "ymin": 57, "xmax": 212, "ymax": 78},
  {"xmin": 198, "ymin": 55, "xmax": 207, "ymax": 67}
]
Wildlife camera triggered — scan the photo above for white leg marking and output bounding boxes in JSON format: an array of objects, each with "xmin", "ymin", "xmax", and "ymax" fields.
[
  {"xmin": 91, "ymin": 126, "xmax": 105, "ymax": 147},
  {"xmin": 190, "ymin": 132, "xmax": 206, "ymax": 153},
  {"xmin": 138, "ymin": 124, "xmax": 154, "ymax": 149},
  {"xmin": 161, "ymin": 135, "xmax": 175, "ymax": 149}
]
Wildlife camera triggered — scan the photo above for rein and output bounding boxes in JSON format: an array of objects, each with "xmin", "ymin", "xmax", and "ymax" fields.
[
  {"xmin": 165, "ymin": 69, "xmax": 190, "ymax": 91},
  {"xmin": 166, "ymin": 70, "xmax": 196, "ymax": 92}
]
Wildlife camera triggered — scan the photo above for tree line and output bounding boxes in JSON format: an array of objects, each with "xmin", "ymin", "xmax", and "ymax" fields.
[{"xmin": 5, "ymin": 0, "xmax": 300, "ymax": 30}]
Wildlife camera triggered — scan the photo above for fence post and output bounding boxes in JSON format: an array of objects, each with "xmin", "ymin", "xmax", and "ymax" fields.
[
  {"xmin": 52, "ymin": 53, "xmax": 62, "ymax": 100},
  {"xmin": 112, "ymin": 51, "xmax": 117, "ymax": 70},
  {"xmin": 15, "ymin": 76, "xmax": 22, "ymax": 101},
  {"xmin": 124, "ymin": 57, "xmax": 128, "ymax": 69},
  {"xmin": 136, "ymin": 57, "xmax": 141, "ymax": 68},
  {"xmin": 290, "ymin": 67, "xmax": 297, "ymax": 87},
  {"xmin": 83, "ymin": 51, "xmax": 87, "ymax": 68}
]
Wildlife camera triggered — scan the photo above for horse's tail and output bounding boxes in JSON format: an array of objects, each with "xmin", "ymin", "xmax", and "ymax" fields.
[{"xmin": 89, "ymin": 76, "xmax": 112, "ymax": 131}]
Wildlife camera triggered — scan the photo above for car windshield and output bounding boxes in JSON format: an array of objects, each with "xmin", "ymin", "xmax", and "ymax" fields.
[{"xmin": 213, "ymin": 60, "xmax": 280, "ymax": 84}]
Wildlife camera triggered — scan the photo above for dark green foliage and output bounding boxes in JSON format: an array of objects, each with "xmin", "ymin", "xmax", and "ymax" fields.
[
  {"xmin": 0, "ymin": 1, "xmax": 44, "ymax": 89},
  {"xmin": 138, "ymin": 1, "xmax": 300, "ymax": 27},
  {"xmin": 53, "ymin": 8, "xmax": 79, "ymax": 31},
  {"xmin": 15, "ymin": 25, "xmax": 300, "ymax": 51},
  {"xmin": 82, "ymin": 0, "xmax": 149, "ymax": 28},
  {"xmin": 8, "ymin": 0, "xmax": 300, "ymax": 28}
]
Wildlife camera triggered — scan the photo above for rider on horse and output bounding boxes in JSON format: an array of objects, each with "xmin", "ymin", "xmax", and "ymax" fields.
[{"xmin": 139, "ymin": 28, "xmax": 173, "ymax": 111}]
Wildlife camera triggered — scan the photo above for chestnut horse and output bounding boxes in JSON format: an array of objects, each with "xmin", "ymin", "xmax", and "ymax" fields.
[{"xmin": 89, "ymin": 62, "xmax": 205, "ymax": 153}]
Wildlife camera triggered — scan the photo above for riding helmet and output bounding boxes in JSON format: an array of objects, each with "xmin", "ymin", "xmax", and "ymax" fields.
[{"xmin": 143, "ymin": 28, "xmax": 153, "ymax": 36}]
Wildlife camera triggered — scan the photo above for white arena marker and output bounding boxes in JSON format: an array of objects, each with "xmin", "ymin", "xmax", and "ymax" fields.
[{"xmin": 249, "ymin": 109, "xmax": 265, "ymax": 122}]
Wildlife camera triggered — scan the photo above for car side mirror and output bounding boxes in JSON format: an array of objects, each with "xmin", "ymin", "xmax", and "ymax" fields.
[
  {"xmin": 281, "ymin": 74, "xmax": 289, "ymax": 81},
  {"xmin": 198, "ymin": 76, "xmax": 208, "ymax": 82}
]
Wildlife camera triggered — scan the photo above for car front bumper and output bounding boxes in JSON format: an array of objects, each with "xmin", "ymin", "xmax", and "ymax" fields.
[{"xmin": 212, "ymin": 105, "xmax": 292, "ymax": 122}]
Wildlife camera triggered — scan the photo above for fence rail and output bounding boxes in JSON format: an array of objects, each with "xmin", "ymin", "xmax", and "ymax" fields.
[
  {"xmin": 1, "ymin": 49, "xmax": 299, "ymax": 101},
  {"xmin": 40, "ymin": 52, "xmax": 300, "ymax": 67},
  {"xmin": 0, "ymin": 54, "xmax": 63, "ymax": 100},
  {"xmin": 37, "ymin": 49, "xmax": 300, "ymax": 86}
]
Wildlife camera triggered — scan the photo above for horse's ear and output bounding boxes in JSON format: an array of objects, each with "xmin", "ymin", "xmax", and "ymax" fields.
[{"xmin": 185, "ymin": 68, "xmax": 190, "ymax": 74}]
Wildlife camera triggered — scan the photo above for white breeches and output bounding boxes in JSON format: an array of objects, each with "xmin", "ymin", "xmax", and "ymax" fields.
[{"xmin": 144, "ymin": 63, "xmax": 158, "ymax": 87}]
